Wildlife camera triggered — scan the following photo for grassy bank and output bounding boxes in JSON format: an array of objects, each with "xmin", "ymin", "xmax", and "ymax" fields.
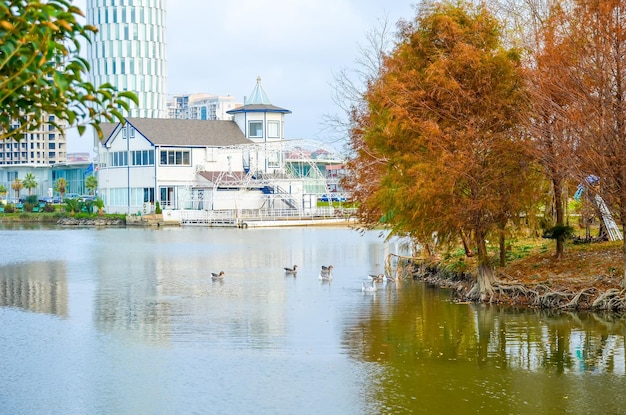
[{"xmin": 0, "ymin": 211, "xmax": 126, "ymax": 223}]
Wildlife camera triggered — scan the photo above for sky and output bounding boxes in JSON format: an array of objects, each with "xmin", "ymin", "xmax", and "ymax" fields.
[{"xmin": 68, "ymin": 0, "xmax": 418, "ymax": 154}]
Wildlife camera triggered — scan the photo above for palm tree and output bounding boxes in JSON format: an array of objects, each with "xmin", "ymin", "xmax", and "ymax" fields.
[
  {"xmin": 64, "ymin": 197, "xmax": 79, "ymax": 215},
  {"xmin": 0, "ymin": 184, "xmax": 7, "ymax": 202},
  {"xmin": 11, "ymin": 178, "xmax": 23, "ymax": 200},
  {"xmin": 94, "ymin": 197, "xmax": 105, "ymax": 216},
  {"xmin": 23, "ymin": 173, "xmax": 37, "ymax": 196},
  {"xmin": 85, "ymin": 175, "xmax": 98, "ymax": 195},
  {"xmin": 55, "ymin": 177, "xmax": 67, "ymax": 199}
]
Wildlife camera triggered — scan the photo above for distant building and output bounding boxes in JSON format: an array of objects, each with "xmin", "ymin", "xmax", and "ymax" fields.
[
  {"xmin": 85, "ymin": 0, "xmax": 168, "ymax": 118},
  {"xmin": 168, "ymin": 94, "xmax": 242, "ymax": 121},
  {"xmin": 0, "ymin": 160, "xmax": 93, "ymax": 201},
  {"xmin": 67, "ymin": 153, "xmax": 92, "ymax": 162},
  {"xmin": 0, "ymin": 116, "xmax": 67, "ymax": 165}
]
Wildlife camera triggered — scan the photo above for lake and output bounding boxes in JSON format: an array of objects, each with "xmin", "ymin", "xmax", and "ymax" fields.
[{"xmin": 0, "ymin": 225, "xmax": 624, "ymax": 414}]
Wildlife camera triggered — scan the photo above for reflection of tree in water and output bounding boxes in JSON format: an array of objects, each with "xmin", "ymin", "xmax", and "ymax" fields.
[
  {"xmin": 0, "ymin": 261, "xmax": 68, "ymax": 317},
  {"xmin": 341, "ymin": 282, "xmax": 626, "ymax": 412}
]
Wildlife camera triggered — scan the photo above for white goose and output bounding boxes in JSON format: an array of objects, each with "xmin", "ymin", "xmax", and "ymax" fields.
[{"xmin": 362, "ymin": 279, "xmax": 377, "ymax": 292}]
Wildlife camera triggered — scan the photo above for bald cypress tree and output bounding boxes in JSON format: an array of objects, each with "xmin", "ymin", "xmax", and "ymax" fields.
[{"xmin": 345, "ymin": 0, "xmax": 538, "ymax": 300}]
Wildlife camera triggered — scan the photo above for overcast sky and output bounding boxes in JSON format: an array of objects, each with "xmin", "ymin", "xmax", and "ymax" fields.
[{"xmin": 69, "ymin": 0, "xmax": 417, "ymax": 153}]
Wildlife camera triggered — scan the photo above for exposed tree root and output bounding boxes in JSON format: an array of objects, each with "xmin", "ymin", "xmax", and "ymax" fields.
[
  {"xmin": 592, "ymin": 289, "xmax": 626, "ymax": 311},
  {"xmin": 410, "ymin": 261, "xmax": 626, "ymax": 312}
]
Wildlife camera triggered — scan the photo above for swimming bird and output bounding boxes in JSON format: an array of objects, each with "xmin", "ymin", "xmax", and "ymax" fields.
[
  {"xmin": 319, "ymin": 265, "xmax": 334, "ymax": 280},
  {"xmin": 368, "ymin": 273, "xmax": 384, "ymax": 283},
  {"xmin": 362, "ymin": 279, "xmax": 377, "ymax": 292},
  {"xmin": 383, "ymin": 274, "xmax": 399, "ymax": 284},
  {"xmin": 211, "ymin": 271, "xmax": 225, "ymax": 280},
  {"xmin": 284, "ymin": 265, "xmax": 298, "ymax": 275}
]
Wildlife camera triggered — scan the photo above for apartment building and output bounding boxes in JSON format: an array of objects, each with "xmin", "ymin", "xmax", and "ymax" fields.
[
  {"xmin": 168, "ymin": 94, "xmax": 242, "ymax": 121},
  {"xmin": 0, "ymin": 116, "xmax": 67, "ymax": 165}
]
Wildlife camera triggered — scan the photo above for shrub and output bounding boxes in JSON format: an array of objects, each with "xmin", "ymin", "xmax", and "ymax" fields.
[
  {"xmin": 542, "ymin": 225, "xmax": 575, "ymax": 240},
  {"xmin": 42, "ymin": 203, "xmax": 55, "ymax": 213},
  {"xmin": 4, "ymin": 204, "xmax": 15, "ymax": 213},
  {"xmin": 23, "ymin": 202, "xmax": 33, "ymax": 212},
  {"xmin": 155, "ymin": 201, "xmax": 162, "ymax": 214}
]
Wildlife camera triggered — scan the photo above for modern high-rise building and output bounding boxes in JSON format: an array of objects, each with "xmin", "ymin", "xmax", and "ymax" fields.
[{"xmin": 85, "ymin": 0, "xmax": 168, "ymax": 119}]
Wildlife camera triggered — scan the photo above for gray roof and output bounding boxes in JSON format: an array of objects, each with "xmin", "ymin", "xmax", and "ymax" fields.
[
  {"xmin": 226, "ymin": 76, "xmax": 291, "ymax": 114},
  {"xmin": 227, "ymin": 103, "xmax": 291, "ymax": 114},
  {"xmin": 102, "ymin": 118, "xmax": 253, "ymax": 147}
]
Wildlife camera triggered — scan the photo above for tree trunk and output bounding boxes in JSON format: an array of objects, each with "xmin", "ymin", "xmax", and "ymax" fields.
[
  {"xmin": 553, "ymin": 177, "xmax": 565, "ymax": 259},
  {"xmin": 469, "ymin": 233, "xmax": 497, "ymax": 301},
  {"xmin": 622, "ymin": 230, "xmax": 626, "ymax": 288},
  {"xmin": 499, "ymin": 228, "xmax": 506, "ymax": 267},
  {"xmin": 460, "ymin": 228, "xmax": 474, "ymax": 257}
]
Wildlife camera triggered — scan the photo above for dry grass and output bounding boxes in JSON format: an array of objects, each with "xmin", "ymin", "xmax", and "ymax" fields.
[{"xmin": 499, "ymin": 239, "xmax": 624, "ymax": 293}]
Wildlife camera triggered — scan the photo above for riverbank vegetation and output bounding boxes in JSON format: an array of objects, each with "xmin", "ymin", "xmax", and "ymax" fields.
[{"xmin": 338, "ymin": 0, "xmax": 626, "ymax": 309}]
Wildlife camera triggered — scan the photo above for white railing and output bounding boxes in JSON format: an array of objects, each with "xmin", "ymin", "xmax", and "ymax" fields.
[{"xmin": 180, "ymin": 207, "xmax": 356, "ymax": 226}]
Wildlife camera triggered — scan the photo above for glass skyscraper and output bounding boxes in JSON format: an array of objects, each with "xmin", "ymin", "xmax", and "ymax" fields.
[{"xmin": 86, "ymin": 0, "xmax": 167, "ymax": 118}]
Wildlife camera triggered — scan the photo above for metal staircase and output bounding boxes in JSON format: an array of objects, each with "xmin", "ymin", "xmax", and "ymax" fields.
[{"xmin": 594, "ymin": 195, "xmax": 623, "ymax": 241}]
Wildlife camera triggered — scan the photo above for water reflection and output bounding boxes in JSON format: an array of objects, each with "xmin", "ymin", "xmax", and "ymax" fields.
[
  {"xmin": 0, "ymin": 226, "xmax": 625, "ymax": 414},
  {"xmin": 0, "ymin": 261, "xmax": 68, "ymax": 316},
  {"xmin": 342, "ymin": 280, "xmax": 626, "ymax": 413},
  {"xmin": 343, "ymin": 281, "xmax": 626, "ymax": 374}
]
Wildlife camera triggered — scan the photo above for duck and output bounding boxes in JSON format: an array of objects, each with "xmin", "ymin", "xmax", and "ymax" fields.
[
  {"xmin": 362, "ymin": 279, "xmax": 377, "ymax": 292},
  {"xmin": 368, "ymin": 273, "xmax": 385, "ymax": 283},
  {"xmin": 383, "ymin": 274, "xmax": 399, "ymax": 284},
  {"xmin": 211, "ymin": 271, "xmax": 225, "ymax": 280},
  {"xmin": 319, "ymin": 265, "xmax": 334, "ymax": 280},
  {"xmin": 284, "ymin": 265, "xmax": 298, "ymax": 275}
]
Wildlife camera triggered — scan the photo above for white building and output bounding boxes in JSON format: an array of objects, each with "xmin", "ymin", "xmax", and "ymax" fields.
[
  {"xmin": 86, "ymin": 0, "xmax": 168, "ymax": 119},
  {"xmin": 97, "ymin": 78, "xmax": 346, "ymax": 217},
  {"xmin": 168, "ymin": 94, "xmax": 242, "ymax": 121},
  {"xmin": 97, "ymin": 118, "xmax": 253, "ymax": 214},
  {"xmin": 227, "ymin": 76, "xmax": 291, "ymax": 175}
]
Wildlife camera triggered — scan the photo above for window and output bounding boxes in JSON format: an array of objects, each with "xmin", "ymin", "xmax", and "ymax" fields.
[
  {"xmin": 267, "ymin": 151, "xmax": 281, "ymax": 169},
  {"xmin": 160, "ymin": 150, "xmax": 190, "ymax": 166},
  {"xmin": 110, "ymin": 151, "xmax": 129, "ymax": 167},
  {"xmin": 122, "ymin": 127, "xmax": 135, "ymax": 139},
  {"xmin": 143, "ymin": 187, "xmax": 154, "ymax": 203},
  {"xmin": 131, "ymin": 150, "xmax": 154, "ymax": 166},
  {"xmin": 249, "ymin": 121, "xmax": 263, "ymax": 138},
  {"xmin": 160, "ymin": 186, "xmax": 175, "ymax": 207},
  {"xmin": 267, "ymin": 121, "xmax": 280, "ymax": 138}
]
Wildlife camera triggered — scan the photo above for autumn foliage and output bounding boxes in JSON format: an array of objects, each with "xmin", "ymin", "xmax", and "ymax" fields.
[
  {"xmin": 343, "ymin": 0, "xmax": 540, "ymax": 299},
  {"xmin": 342, "ymin": 0, "xmax": 626, "ymax": 297}
]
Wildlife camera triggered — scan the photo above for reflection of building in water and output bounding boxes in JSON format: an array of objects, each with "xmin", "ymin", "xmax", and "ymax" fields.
[
  {"xmin": 0, "ymin": 262, "xmax": 68, "ymax": 317},
  {"xmin": 94, "ymin": 256, "xmax": 172, "ymax": 343},
  {"xmin": 93, "ymin": 247, "xmax": 288, "ymax": 346}
]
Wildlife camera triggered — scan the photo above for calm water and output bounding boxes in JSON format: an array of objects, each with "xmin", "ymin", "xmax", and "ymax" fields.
[{"xmin": 0, "ymin": 225, "xmax": 625, "ymax": 415}]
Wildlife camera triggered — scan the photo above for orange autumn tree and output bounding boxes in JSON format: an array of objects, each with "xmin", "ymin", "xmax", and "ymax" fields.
[
  {"xmin": 525, "ymin": 2, "xmax": 579, "ymax": 259},
  {"xmin": 345, "ymin": 0, "xmax": 539, "ymax": 300},
  {"xmin": 560, "ymin": 0, "xmax": 626, "ymax": 287}
]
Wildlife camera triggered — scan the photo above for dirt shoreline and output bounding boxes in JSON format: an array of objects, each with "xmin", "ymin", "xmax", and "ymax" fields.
[{"xmin": 410, "ymin": 247, "xmax": 626, "ymax": 312}]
